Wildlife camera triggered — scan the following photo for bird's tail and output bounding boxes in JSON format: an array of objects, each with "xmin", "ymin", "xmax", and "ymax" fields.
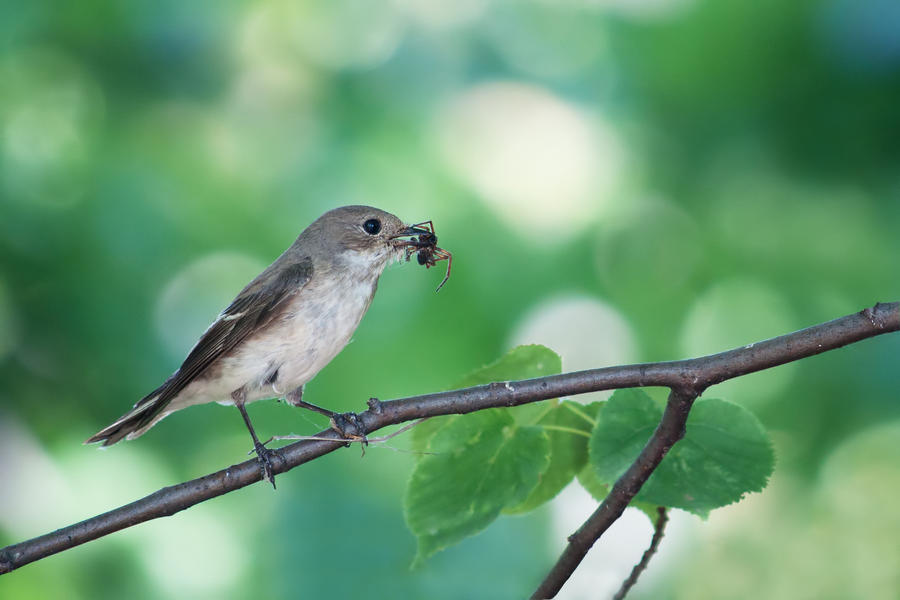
[{"xmin": 84, "ymin": 384, "xmax": 168, "ymax": 446}]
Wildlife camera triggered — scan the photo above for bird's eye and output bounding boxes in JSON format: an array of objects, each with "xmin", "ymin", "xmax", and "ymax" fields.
[{"xmin": 363, "ymin": 218, "xmax": 382, "ymax": 235}]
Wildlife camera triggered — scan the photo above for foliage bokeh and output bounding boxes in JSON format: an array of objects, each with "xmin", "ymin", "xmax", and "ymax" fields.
[{"xmin": 1, "ymin": 1, "xmax": 899, "ymax": 598}]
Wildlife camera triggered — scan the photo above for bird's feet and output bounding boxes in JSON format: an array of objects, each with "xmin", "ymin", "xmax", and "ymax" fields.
[
  {"xmin": 252, "ymin": 441, "xmax": 282, "ymax": 489},
  {"xmin": 329, "ymin": 411, "xmax": 366, "ymax": 443}
]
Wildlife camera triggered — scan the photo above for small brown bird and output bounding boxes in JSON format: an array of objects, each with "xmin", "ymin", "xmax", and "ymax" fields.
[{"xmin": 86, "ymin": 206, "xmax": 435, "ymax": 484}]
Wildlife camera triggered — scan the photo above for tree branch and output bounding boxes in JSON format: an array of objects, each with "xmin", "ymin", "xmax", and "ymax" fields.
[
  {"xmin": 531, "ymin": 301, "xmax": 899, "ymax": 599},
  {"xmin": 612, "ymin": 507, "xmax": 669, "ymax": 600},
  {"xmin": 1, "ymin": 302, "xmax": 897, "ymax": 580}
]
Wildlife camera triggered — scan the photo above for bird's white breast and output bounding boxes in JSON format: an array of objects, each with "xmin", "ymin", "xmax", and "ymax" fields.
[
  {"xmin": 168, "ymin": 251, "xmax": 389, "ymax": 410},
  {"xmin": 222, "ymin": 259, "xmax": 381, "ymax": 404},
  {"xmin": 265, "ymin": 272, "xmax": 376, "ymax": 392}
]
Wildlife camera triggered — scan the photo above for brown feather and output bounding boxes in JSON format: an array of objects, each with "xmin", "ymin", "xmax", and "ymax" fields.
[{"xmin": 85, "ymin": 257, "xmax": 314, "ymax": 444}]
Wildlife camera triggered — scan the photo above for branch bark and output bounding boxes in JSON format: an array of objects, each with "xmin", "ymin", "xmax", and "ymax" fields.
[{"xmin": 1, "ymin": 302, "xmax": 897, "ymax": 582}]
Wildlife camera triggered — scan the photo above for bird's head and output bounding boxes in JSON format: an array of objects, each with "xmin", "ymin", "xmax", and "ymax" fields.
[{"xmin": 298, "ymin": 205, "xmax": 433, "ymax": 273}]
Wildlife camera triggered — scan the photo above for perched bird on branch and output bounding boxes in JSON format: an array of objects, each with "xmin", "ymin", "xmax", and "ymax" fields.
[{"xmin": 86, "ymin": 205, "xmax": 438, "ymax": 485}]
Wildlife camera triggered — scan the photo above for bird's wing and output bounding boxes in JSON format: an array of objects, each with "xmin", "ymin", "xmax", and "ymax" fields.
[{"xmin": 132, "ymin": 256, "xmax": 314, "ymax": 427}]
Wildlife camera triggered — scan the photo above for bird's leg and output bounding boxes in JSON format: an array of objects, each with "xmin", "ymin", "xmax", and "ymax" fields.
[
  {"xmin": 233, "ymin": 388, "xmax": 279, "ymax": 489},
  {"xmin": 284, "ymin": 385, "xmax": 334, "ymax": 417},
  {"xmin": 284, "ymin": 386, "xmax": 365, "ymax": 441}
]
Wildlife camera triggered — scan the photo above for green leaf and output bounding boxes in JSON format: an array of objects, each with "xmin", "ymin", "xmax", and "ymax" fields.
[
  {"xmin": 405, "ymin": 409, "xmax": 551, "ymax": 565},
  {"xmin": 589, "ymin": 390, "xmax": 775, "ymax": 514},
  {"xmin": 576, "ymin": 463, "xmax": 609, "ymax": 501},
  {"xmin": 454, "ymin": 344, "xmax": 563, "ymax": 389},
  {"xmin": 410, "ymin": 414, "xmax": 454, "ymax": 454},
  {"xmin": 505, "ymin": 400, "xmax": 601, "ymax": 514},
  {"xmin": 411, "ymin": 344, "xmax": 562, "ymax": 453}
]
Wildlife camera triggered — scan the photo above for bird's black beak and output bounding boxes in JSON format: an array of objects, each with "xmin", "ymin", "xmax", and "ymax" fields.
[{"xmin": 392, "ymin": 225, "xmax": 432, "ymax": 239}]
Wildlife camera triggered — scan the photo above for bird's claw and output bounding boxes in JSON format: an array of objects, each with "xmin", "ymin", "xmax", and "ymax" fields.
[
  {"xmin": 329, "ymin": 411, "xmax": 367, "ymax": 443},
  {"xmin": 252, "ymin": 441, "xmax": 281, "ymax": 489}
]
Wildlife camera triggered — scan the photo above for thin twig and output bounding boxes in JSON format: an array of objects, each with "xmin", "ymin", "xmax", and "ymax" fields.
[
  {"xmin": 1, "ymin": 302, "xmax": 897, "ymax": 578},
  {"xmin": 612, "ymin": 507, "xmax": 669, "ymax": 600}
]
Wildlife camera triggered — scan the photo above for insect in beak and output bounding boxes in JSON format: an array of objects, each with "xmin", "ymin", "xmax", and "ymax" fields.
[{"xmin": 400, "ymin": 220, "xmax": 452, "ymax": 292}]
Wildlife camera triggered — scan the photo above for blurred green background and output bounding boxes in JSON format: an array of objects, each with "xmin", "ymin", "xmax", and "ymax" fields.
[{"xmin": 1, "ymin": 0, "xmax": 899, "ymax": 598}]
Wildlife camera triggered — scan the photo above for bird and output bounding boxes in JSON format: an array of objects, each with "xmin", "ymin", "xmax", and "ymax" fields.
[{"xmin": 86, "ymin": 205, "xmax": 435, "ymax": 485}]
